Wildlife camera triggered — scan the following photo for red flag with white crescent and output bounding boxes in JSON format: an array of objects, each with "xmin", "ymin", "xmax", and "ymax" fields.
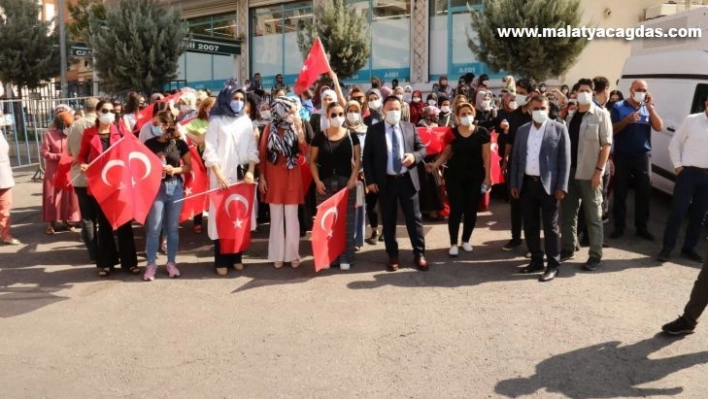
[
  {"xmin": 53, "ymin": 152, "xmax": 74, "ymax": 192},
  {"xmin": 298, "ymin": 154, "xmax": 313, "ymax": 191},
  {"xmin": 416, "ymin": 127, "xmax": 452, "ymax": 156},
  {"xmin": 209, "ymin": 183, "xmax": 256, "ymax": 254},
  {"xmin": 124, "ymin": 137, "xmax": 163, "ymax": 224},
  {"xmin": 180, "ymin": 145, "xmax": 208, "ymax": 222},
  {"xmin": 311, "ymin": 188, "xmax": 349, "ymax": 272},
  {"xmin": 294, "ymin": 38, "xmax": 331, "ymax": 95},
  {"xmin": 490, "ymin": 131, "xmax": 504, "ymax": 184}
]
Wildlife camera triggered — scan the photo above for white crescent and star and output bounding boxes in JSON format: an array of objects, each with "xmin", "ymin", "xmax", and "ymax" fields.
[
  {"xmin": 320, "ymin": 207, "xmax": 339, "ymax": 239},
  {"xmin": 101, "ymin": 159, "xmax": 125, "ymax": 187},
  {"xmin": 128, "ymin": 151, "xmax": 153, "ymax": 182},
  {"xmin": 224, "ymin": 194, "xmax": 250, "ymax": 229}
]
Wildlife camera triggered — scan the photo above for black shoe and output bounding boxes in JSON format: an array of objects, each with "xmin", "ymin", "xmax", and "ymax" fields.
[
  {"xmin": 609, "ymin": 229, "xmax": 624, "ymax": 239},
  {"xmin": 378, "ymin": 233, "xmax": 385, "ymax": 242},
  {"xmin": 366, "ymin": 231, "xmax": 379, "ymax": 245},
  {"xmin": 662, "ymin": 316, "xmax": 696, "ymax": 336},
  {"xmin": 602, "ymin": 241, "xmax": 610, "ymax": 248},
  {"xmin": 539, "ymin": 266, "xmax": 559, "ymax": 282},
  {"xmin": 560, "ymin": 250, "xmax": 575, "ymax": 262},
  {"xmin": 681, "ymin": 248, "xmax": 704, "ymax": 263},
  {"xmin": 503, "ymin": 239, "xmax": 523, "ymax": 251},
  {"xmin": 657, "ymin": 249, "xmax": 671, "ymax": 263},
  {"xmin": 520, "ymin": 263, "xmax": 544, "ymax": 274},
  {"xmin": 579, "ymin": 236, "xmax": 589, "ymax": 247},
  {"xmin": 582, "ymin": 257, "xmax": 602, "ymax": 271},
  {"xmin": 636, "ymin": 229, "xmax": 655, "ymax": 241}
]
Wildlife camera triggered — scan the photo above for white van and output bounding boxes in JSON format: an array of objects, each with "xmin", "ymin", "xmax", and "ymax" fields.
[{"xmin": 616, "ymin": 9, "xmax": 708, "ymax": 195}]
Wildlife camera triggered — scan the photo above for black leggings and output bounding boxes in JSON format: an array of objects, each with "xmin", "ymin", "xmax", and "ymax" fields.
[{"xmin": 447, "ymin": 177, "xmax": 483, "ymax": 245}]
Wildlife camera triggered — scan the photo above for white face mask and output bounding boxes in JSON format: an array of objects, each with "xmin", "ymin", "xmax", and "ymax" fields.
[
  {"xmin": 577, "ymin": 92, "xmax": 593, "ymax": 105},
  {"xmin": 385, "ymin": 110, "xmax": 401, "ymax": 125},
  {"xmin": 413, "ymin": 97, "xmax": 421, "ymax": 103},
  {"xmin": 99, "ymin": 112, "xmax": 115, "ymax": 125},
  {"xmin": 568, "ymin": 110, "xmax": 576, "ymax": 119},
  {"xmin": 368, "ymin": 100, "xmax": 382, "ymax": 110},
  {"xmin": 330, "ymin": 116, "xmax": 345, "ymax": 128},
  {"xmin": 532, "ymin": 110, "xmax": 548, "ymax": 124},
  {"xmin": 395, "ymin": 94, "xmax": 404, "ymax": 102},
  {"xmin": 403, "ymin": 93, "xmax": 412, "ymax": 102},
  {"xmin": 346, "ymin": 112, "xmax": 360, "ymax": 123},
  {"xmin": 179, "ymin": 105, "xmax": 191, "ymax": 114},
  {"xmin": 427, "ymin": 99, "xmax": 437, "ymax": 106},
  {"xmin": 508, "ymin": 101, "xmax": 518, "ymax": 111},
  {"xmin": 459, "ymin": 115, "xmax": 474, "ymax": 127},
  {"xmin": 260, "ymin": 110, "xmax": 271, "ymax": 120},
  {"xmin": 440, "ymin": 105, "xmax": 451, "ymax": 114},
  {"xmin": 516, "ymin": 94, "xmax": 528, "ymax": 107},
  {"xmin": 481, "ymin": 100, "xmax": 491, "ymax": 110},
  {"xmin": 633, "ymin": 91, "xmax": 646, "ymax": 103}
]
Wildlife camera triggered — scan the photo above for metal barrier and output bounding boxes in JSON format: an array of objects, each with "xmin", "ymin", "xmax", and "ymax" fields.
[{"xmin": 1, "ymin": 97, "xmax": 92, "ymax": 177}]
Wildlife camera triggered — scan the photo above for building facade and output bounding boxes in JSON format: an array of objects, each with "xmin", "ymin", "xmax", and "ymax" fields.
[{"xmin": 164, "ymin": 0, "xmax": 673, "ymax": 90}]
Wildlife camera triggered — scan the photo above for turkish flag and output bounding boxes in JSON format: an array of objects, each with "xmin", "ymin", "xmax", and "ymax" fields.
[
  {"xmin": 294, "ymin": 38, "xmax": 331, "ymax": 95},
  {"xmin": 416, "ymin": 127, "xmax": 452, "ymax": 156},
  {"xmin": 133, "ymin": 92, "xmax": 185, "ymax": 134},
  {"xmin": 180, "ymin": 145, "xmax": 208, "ymax": 222},
  {"xmin": 209, "ymin": 183, "xmax": 256, "ymax": 254},
  {"xmin": 53, "ymin": 153, "xmax": 73, "ymax": 192},
  {"xmin": 490, "ymin": 131, "xmax": 504, "ymax": 184},
  {"xmin": 311, "ymin": 188, "xmax": 349, "ymax": 272},
  {"xmin": 124, "ymin": 137, "xmax": 164, "ymax": 224},
  {"xmin": 298, "ymin": 154, "xmax": 313, "ymax": 191}
]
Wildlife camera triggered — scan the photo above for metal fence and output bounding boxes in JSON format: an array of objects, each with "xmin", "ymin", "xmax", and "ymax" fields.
[{"xmin": 1, "ymin": 97, "xmax": 92, "ymax": 178}]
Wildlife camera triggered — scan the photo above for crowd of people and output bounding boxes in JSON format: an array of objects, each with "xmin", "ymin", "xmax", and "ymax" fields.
[{"xmin": 1, "ymin": 70, "xmax": 708, "ymax": 336}]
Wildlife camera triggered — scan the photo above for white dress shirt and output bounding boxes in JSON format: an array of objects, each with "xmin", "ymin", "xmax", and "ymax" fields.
[
  {"xmin": 669, "ymin": 112, "xmax": 708, "ymax": 169},
  {"xmin": 525, "ymin": 120, "xmax": 547, "ymax": 176},
  {"xmin": 385, "ymin": 123, "xmax": 407, "ymax": 175}
]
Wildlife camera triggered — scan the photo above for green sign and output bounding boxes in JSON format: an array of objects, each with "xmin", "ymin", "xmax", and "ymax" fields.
[
  {"xmin": 70, "ymin": 44, "xmax": 93, "ymax": 58},
  {"xmin": 186, "ymin": 36, "xmax": 241, "ymax": 56}
]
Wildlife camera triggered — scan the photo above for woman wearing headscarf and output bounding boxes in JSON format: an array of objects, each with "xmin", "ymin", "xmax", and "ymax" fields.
[
  {"xmin": 393, "ymin": 86, "xmax": 411, "ymax": 122},
  {"xmin": 41, "ymin": 111, "xmax": 80, "ymax": 235},
  {"xmin": 259, "ymin": 96, "xmax": 307, "ymax": 269},
  {"xmin": 176, "ymin": 91, "xmax": 198, "ymax": 122},
  {"xmin": 284, "ymin": 93, "xmax": 316, "ymax": 237},
  {"xmin": 433, "ymin": 75, "xmax": 453, "ymax": 98},
  {"xmin": 343, "ymin": 100, "xmax": 367, "ymax": 250},
  {"xmin": 418, "ymin": 105, "xmax": 441, "ymax": 128},
  {"xmin": 78, "ymin": 100, "xmax": 139, "ymax": 278},
  {"xmin": 474, "ymin": 90, "xmax": 497, "ymax": 130},
  {"xmin": 501, "ymin": 75, "xmax": 516, "ymax": 94},
  {"xmin": 409, "ymin": 89, "xmax": 425, "ymax": 126},
  {"xmin": 437, "ymin": 95, "xmax": 454, "ymax": 127},
  {"xmin": 203, "ymin": 79, "xmax": 259, "ymax": 276},
  {"xmin": 416, "ymin": 106, "xmax": 445, "ymax": 221},
  {"xmin": 183, "ymin": 96, "xmax": 216, "ymax": 234}
]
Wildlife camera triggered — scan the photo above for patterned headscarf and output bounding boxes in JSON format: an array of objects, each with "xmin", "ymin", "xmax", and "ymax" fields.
[
  {"xmin": 344, "ymin": 101, "xmax": 367, "ymax": 134},
  {"xmin": 210, "ymin": 78, "xmax": 244, "ymax": 118},
  {"xmin": 267, "ymin": 96, "xmax": 300, "ymax": 169}
]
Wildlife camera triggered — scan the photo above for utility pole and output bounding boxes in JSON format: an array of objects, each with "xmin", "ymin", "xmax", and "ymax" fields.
[{"xmin": 58, "ymin": 0, "xmax": 68, "ymax": 99}]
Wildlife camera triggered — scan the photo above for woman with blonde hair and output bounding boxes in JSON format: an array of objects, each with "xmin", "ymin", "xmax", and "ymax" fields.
[{"xmin": 502, "ymin": 75, "xmax": 516, "ymax": 94}]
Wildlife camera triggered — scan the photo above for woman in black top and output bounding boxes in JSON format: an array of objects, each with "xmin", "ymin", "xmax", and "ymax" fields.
[
  {"xmin": 142, "ymin": 111, "xmax": 192, "ymax": 281},
  {"xmin": 427, "ymin": 103, "xmax": 491, "ymax": 257},
  {"xmin": 309, "ymin": 103, "xmax": 361, "ymax": 270}
]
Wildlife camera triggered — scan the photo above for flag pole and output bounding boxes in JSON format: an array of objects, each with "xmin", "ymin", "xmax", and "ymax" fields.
[{"xmin": 172, "ymin": 181, "xmax": 255, "ymax": 204}]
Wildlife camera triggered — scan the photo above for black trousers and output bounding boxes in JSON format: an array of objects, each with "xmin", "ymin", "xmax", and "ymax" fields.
[
  {"xmin": 521, "ymin": 177, "xmax": 561, "ymax": 267},
  {"xmin": 95, "ymin": 200, "xmax": 137, "ymax": 270},
  {"xmin": 613, "ymin": 153, "xmax": 652, "ymax": 232},
  {"xmin": 447, "ymin": 175, "xmax": 483, "ymax": 245},
  {"xmin": 505, "ymin": 171, "xmax": 523, "ymax": 240},
  {"xmin": 378, "ymin": 175, "xmax": 425, "ymax": 258},
  {"xmin": 74, "ymin": 187, "xmax": 97, "ymax": 260},
  {"xmin": 366, "ymin": 191, "xmax": 379, "ymax": 229},
  {"xmin": 683, "ymin": 247, "xmax": 708, "ymax": 325},
  {"xmin": 214, "ymin": 239, "xmax": 242, "ymax": 268}
]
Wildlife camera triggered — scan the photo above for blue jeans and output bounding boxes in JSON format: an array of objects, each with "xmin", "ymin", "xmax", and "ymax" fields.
[
  {"xmin": 662, "ymin": 167, "xmax": 708, "ymax": 252},
  {"xmin": 146, "ymin": 179, "xmax": 184, "ymax": 264},
  {"xmin": 354, "ymin": 204, "xmax": 365, "ymax": 248}
]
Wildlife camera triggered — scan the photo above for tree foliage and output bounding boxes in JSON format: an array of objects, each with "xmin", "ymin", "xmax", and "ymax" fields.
[
  {"xmin": 297, "ymin": 0, "xmax": 371, "ymax": 80},
  {"xmin": 0, "ymin": 0, "xmax": 61, "ymax": 90},
  {"xmin": 468, "ymin": 0, "xmax": 589, "ymax": 81},
  {"xmin": 88, "ymin": 0, "xmax": 187, "ymax": 94},
  {"xmin": 67, "ymin": 0, "xmax": 106, "ymax": 43}
]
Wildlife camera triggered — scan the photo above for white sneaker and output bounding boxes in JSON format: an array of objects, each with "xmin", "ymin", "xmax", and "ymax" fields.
[
  {"xmin": 462, "ymin": 242, "xmax": 473, "ymax": 252},
  {"xmin": 340, "ymin": 263, "xmax": 351, "ymax": 271},
  {"xmin": 449, "ymin": 245, "xmax": 459, "ymax": 257}
]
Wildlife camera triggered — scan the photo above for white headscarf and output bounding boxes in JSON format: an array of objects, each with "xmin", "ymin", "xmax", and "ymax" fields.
[{"xmin": 319, "ymin": 89, "xmax": 337, "ymax": 131}]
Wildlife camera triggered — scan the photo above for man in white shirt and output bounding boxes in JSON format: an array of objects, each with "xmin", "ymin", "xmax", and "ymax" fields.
[{"xmin": 657, "ymin": 97, "xmax": 708, "ymax": 263}]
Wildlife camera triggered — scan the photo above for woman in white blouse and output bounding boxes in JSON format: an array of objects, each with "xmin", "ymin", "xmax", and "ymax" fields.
[
  {"xmin": 0, "ymin": 130, "xmax": 20, "ymax": 245},
  {"xmin": 203, "ymin": 79, "xmax": 259, "ymax": 276}
]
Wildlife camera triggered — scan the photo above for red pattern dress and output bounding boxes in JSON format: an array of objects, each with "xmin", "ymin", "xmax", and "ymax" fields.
[{"xmin": 41, "ymin": 128, "xmax": 79, "ymax": 223}]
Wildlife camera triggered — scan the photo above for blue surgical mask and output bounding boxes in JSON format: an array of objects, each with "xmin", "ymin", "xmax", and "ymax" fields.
[
  {"xmin": 230, "ymin": 100, "xmax": 245, "ymax": 114},
  {"xmin": 151, "ymin": 125, "xmax": 164, "ymax": 137}
]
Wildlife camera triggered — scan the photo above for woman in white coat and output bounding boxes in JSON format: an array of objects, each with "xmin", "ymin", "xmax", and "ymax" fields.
[
  {"xmin": 0, "ymin": 130, "xmax": 20, "ymax": 245},
  {"xmin": 203, "ymin": 79, "xmax": 259, "ymax": 276}
]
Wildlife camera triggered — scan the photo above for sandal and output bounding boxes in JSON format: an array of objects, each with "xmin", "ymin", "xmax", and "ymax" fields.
[
  {"xmin": 290, "ymin": 259, "xmax": 301, "ymax": 269},
  {"xmin": 45, "ymin": 225, "xmax": 55, "ymax": 235},
  {"xmin": 128, "ymin": 266, "xmax": 141, "ymax": 274},
  {"xmin": 273, "ymin": 261, "xmax": 284, "ymax": 269},
  {"xmin": 98, "ymin": 267, "xmax": 111, "ymax": 278}
]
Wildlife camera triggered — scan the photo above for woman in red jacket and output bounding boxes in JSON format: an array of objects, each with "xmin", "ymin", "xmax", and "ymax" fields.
[{"xmin": 78, "ymin": 100, "xmax": 139, "ymax": 277}]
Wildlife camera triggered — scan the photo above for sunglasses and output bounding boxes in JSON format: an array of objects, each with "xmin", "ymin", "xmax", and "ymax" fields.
[
  {"xmin": 330, "ymin": 112, "xmax": 344, "ymax": 118},
  {"xmin": 99, "ymin": 108, "xmax": 113, "ymax": 114},
  {"xmin": 352, "ymin": 96, "xmax": 364, "ymax": 101}
]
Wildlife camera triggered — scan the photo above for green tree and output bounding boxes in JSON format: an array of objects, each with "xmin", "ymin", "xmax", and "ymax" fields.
[
  {"xmin": 67, "ymin": 0, "xmax": 106, "ymax": 43},
  {"xmin": 468, "ymin": 0, "xmax": 589, "ymax": 82},
  {"xmin": 0, "ymin": 0, "xmax": 61, "ymax": 90},
  {"xmin": 87, "ymin": 0, "xmax": 187, "ymax": 94},
  {"xmin": 297, "ymin": 0, "xmax": 371, "ymax": 80}
]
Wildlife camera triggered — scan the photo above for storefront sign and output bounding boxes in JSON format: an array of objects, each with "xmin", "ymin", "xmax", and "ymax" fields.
[
  {"xmin": 70, "ymin": 44, "xmax": 93, "ymax": 58},
  {"xmin": 187, "ymin": 37, "xmax": 241, "ymax": 56}
]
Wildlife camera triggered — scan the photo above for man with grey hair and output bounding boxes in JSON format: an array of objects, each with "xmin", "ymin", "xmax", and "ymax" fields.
[{"xmin": 66, "ymin": 97, "xmax": 99, "ymax": 261}]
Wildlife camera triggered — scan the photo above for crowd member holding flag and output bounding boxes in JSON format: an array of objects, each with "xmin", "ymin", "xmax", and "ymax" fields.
[
  {"xmin": 78, "ymin": 100, "xmax": 139, "ymax": 278},
  {"xmin": 426, "ymin": 103, "xmax": 491, "ymax": 257},
  {"xmin": 177, "ymin": 91, "xmax": 198, "ymax": 122},
  {"xmin": 183, "ymin": 97, "xmax": 216, "ymax": 234},
  {"xmin": 203, "ymin": 79, "xmax": 258, "ymax": 277},
  {"xmin": 259, "ymin": 97, "xmax": 307, "ymax": 269},
  {"xmin": 41, "ymin": 112, "xmax": 80, "ymax": 235},
  {"xmin": 142, "ymin": 112, "xmax": 192, "ymax": 281},
  {"xmin": 310, "ymin": 102, "xmax": 361, "ymax": 270}
]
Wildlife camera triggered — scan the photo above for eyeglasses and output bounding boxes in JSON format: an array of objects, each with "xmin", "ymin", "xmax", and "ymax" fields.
[
  {"xmin": 99, "ymin": 108, "xmax": 113, "ymax": 114},
  {"xmin": 330, "ymin": 112, "xmax": 344, "ymax": 118}
]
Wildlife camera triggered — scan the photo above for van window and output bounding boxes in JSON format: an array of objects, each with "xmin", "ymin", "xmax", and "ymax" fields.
[{"xmin": 690, "ymin": 84, "xmax": 708, "ymax": 113}]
